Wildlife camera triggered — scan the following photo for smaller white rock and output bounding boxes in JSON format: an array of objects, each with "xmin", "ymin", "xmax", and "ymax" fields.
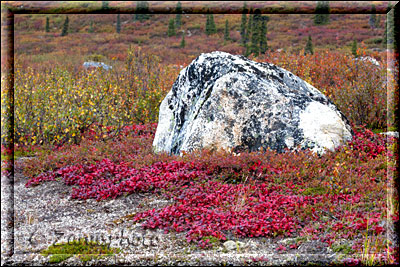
[
  {"xmin": 82, "ymin": 61, "xmax": 112, "ymax": 70},
  {"xmin": 380, "ymin": 131, "xmax": 399, "ymax": 138},
  {"xmin": 223, "ymin": 240, "xmax": 245, "ymax": 251},
  {"xmin": 355, "ymin": 56, "xmax": 381, "ymax": 67}
]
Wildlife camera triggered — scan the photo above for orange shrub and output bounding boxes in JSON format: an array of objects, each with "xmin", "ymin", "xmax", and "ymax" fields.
[{"xmin": 259, "ymin": 47, "xmax": 391, "ymax": 129}]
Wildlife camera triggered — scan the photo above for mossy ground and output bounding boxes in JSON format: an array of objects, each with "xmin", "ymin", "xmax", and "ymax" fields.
[{"xmin": 40, "ymin": 238, "xmax": 120, "ymax": 263}]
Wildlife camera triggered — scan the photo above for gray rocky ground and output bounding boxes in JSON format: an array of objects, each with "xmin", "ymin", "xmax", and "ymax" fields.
[{"xmin": 0, "ymin": 157, "xmax": 386, "ymax": 266}]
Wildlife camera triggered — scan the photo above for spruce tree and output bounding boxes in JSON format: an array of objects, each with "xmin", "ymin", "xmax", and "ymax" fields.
[
  {"xmin": 136, "ymin": 1, "xmax": 143, "ymax": 21},
  {"xmin": 102, "ymin": 1, "xmax": 109, "ymax": 10},
  {"xmin": 322, "ymin": 1, "xmax": 330, "ymax": 24},
  {"xmin": 244, "ymin": 44, "xmax": 251, "ymax": 57},
  {"xmin": 305, "ymin": 35, "xmax": 314, "ymax": 55},
  {"xmin": 61, "ymin": 16, "xmax": 69, "ymax": 36},
  {"xmin": 224, "ymin": 19, "xmax": 230, "ymax": 42},
  {"xmin": 168, "ymin": 18, "xmax": 176, "ymax": 37},
  {"xmin": 135, "ymin": 1, "xmax": 150, "ymax": 22},
  {"xmin": 205, "ymin": 14, "xmax": 216, "ymax": 35},
  {"xmin": 250, "ymin": 10, "xmax": 262, "ymax": 57},
  {"xmin": 116, "ymin": 14, "xmax": 121, "ymax": 33},
  {"xmin": 88, "ymin": 21, "xmax": 94, "ymax": 33},
  {"xmin": 314, "ymin": 1, "xmax": 323, "ymax": 25},
  {"xmin": 45, "ymin": 17, "xmax": 50, "ymax": 32},
  {"xmin": 245, "ymin": 11, "xmax": 253, "ymax": 45},
  {"xmin": 351, "ymin": 39, "xmax": 358, "ymax": 57},
  {"xmin": 143, "ymin": 1, "xmax": 151, "ymax": 20},
  {"xmin": 369, "ymin": 4, "xmax": 376, "ymax": 28},
  {"xmin": 243, "ymin": 12, "xmax": 253, "ymax": 56},
  {"xmin": 240, "ymin": 2, "xmax": 248, "ymax": 45},
  {"xmin": 314, "ymin": 1, "xmax": 330, "ymax": 25},
  {"xmin": 209, "ymin": 14, "xmax": 216, "ymax": 34},
  {"xmin": 176, "ymin": 1, "xmax": 182, "ymax": 28},
  {"xmin": 259, "ymin": 17, "xmax": 268, "ymax": 54},
  {"xmin": 205, "ymin": 14, "xmax": 211, "ymax": 35},
  {"xmin": 180, "ymin": 32, "xmax": 185, "ymax": 48}
]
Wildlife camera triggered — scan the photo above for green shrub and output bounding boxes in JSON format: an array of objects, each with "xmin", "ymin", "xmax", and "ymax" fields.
[
  {"xmin": 331, "ymin": 242, "xmax": 354, "ymax": 254},
  {"xmin": 301, "ymin": 186, "xmax": 327, "ymax": 196},
  {"xmin": 201, "ymin": 235, "xmax": 221, "ymax": 249}
]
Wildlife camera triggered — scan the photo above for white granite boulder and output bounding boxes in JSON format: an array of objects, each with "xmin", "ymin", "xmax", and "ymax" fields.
[{"xmin": 153, "ymin": 51, "xmax": 353, "ymax": 155}]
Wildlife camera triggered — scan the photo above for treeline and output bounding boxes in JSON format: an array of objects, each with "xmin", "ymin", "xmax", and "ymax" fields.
[
  {"xmin": 43, "ymin": 1, "xmax": 395, "ymax": 57},
  {"xmin": 240, "ymin": 3, "xmax": 269, "ymax": 57}
]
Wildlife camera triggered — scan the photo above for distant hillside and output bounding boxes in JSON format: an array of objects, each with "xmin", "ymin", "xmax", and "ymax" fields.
[{"xmin": 12, "ymin": 1, "xmax": 391, "ymax": 66}]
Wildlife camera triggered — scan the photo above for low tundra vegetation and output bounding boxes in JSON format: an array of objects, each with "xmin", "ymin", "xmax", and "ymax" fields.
[
  {"xmin": 23, "ymin": 123, "xmax": 398, "ymax": 265},
  {"xmin": 2, "ymin": 47, "xmax": 397, "ymax": 265},
  {"xmin": 3, "ymin": 10, "xmax": 398, "ymax": 266}
]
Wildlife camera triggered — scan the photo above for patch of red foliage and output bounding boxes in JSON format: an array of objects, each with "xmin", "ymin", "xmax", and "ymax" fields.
[{"xmin": 24, "ymin": 124, "xmax": 398, "ymax": 263}]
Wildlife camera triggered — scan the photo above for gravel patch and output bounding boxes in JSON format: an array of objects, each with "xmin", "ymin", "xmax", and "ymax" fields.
[{"xmin": 0, "ymin": 157, "xmax": 389, "ymax": 266}]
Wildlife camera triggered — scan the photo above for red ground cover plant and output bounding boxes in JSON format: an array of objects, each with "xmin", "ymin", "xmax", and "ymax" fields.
[{"xmin": 24, "ymin": 123, "xmax": 398, "ymax": 264}]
